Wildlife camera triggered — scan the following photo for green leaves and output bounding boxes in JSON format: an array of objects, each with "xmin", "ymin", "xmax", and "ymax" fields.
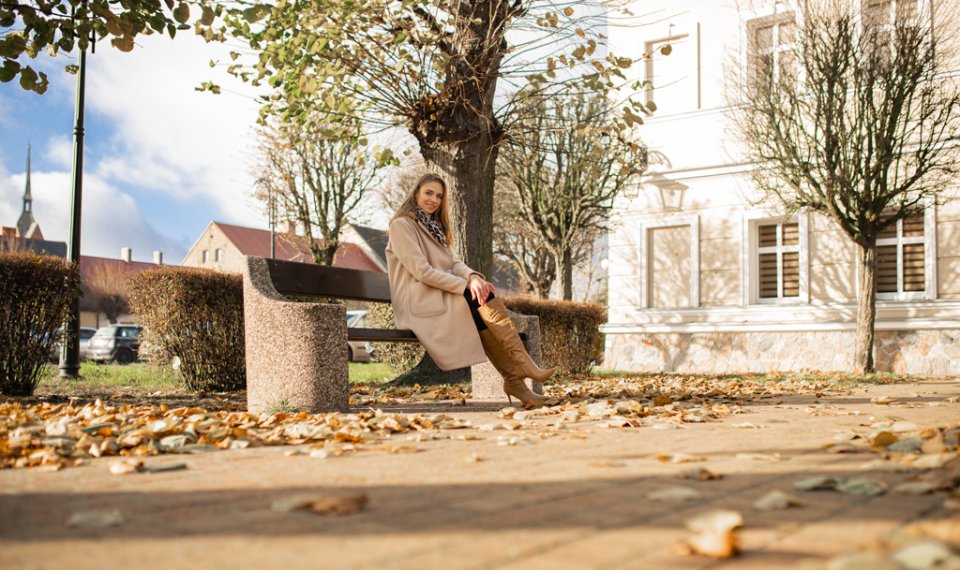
[
  {"xmin": 4, "ymin": 0, "xmax": 204, "ymax": 94},
  {"xmin": 173, "ymin": 2, "xmax": 190, "ymax": 24},
  {"xmin": 0, "ymin": 60, "xmax": 20, "ymax": 83}
]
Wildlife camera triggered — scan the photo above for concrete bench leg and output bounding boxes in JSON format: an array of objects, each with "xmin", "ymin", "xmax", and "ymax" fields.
[
  {"xmin": 470, "ymin": 312, "xmax": 545, "ymax": 402},
  {"xmin": 243, "ymin": 258, "xmax": 349, "ymax": 413}
]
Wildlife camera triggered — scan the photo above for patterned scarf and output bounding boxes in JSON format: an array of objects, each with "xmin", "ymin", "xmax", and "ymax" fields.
[{"xmin": 414, "ymin": 207, "xmax": 447, "ymax": 247}]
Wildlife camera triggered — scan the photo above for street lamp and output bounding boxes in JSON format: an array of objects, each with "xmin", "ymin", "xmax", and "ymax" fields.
[{"xmin": 59, "ymin": 23, "xmax": 90, "ymax": 378}]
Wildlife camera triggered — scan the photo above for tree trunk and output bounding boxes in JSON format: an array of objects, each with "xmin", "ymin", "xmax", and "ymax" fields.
[
  {"xmin": 854, "ymin": 240, "xmax": 878, "ymax": 373},
  {"xmin": 421, "ymin": 140, "xmax": 497, "ymax": 276},
  {"xmin": 558, "ymin": 248, "xmax": 574, "ymax": 301}
]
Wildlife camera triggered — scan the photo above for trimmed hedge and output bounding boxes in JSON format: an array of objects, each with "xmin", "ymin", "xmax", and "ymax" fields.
[
  {"xmin": 129, "ymin": 267, "xmax": 245, "ymax": 392},
  {"xmin": 366, "ymin": 302, "xmax": 425, "ymax": 373},
  {"xmin": 0, "ymin": 253, "xmax": 81, "ymax": 395},
  {"xmin": 503, "ymin": 296, "xmax": 606, "ymax": 374}
]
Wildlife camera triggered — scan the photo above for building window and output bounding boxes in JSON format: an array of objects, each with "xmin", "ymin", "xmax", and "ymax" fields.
[
  {"xmin": 742, "ymin": 211, "xmax": 809, "ymax": 305},
  {"xmin": 862, "ymin": 0, "xmax": 920, "ymax": 62},
  {"xmin": 214, "ymin": 248, "xmax": 223, "ymax": 262},
  {"xmin": 201, "ymin": 250, "xmax": 209, "ymax": 263},
  {"xmin": 758, "ymin": 221, "xmax": 800, "ymax": 299},
  {"xmin": 876, "ymin": 213, "xmax": 925, "ymax": 295},
  {"xmin": 748, "ymin": 15, "xmax": 797, "ymax": 84}
]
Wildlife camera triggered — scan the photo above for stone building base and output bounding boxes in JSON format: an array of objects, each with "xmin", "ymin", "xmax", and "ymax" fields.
[{"xmin": 602, "ymin": 329, "xmax": 960, "ymax": 375}]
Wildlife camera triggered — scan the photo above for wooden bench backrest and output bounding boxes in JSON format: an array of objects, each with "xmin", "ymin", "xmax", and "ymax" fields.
[{"xmin": 266, "ymin": 258, "xmax": 392, "ymax": 302}]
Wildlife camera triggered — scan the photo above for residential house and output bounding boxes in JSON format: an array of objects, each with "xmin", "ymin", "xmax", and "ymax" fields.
[
  {"xmin": 182, "ymin": 221, "xmax": 384, "ymax": 274},
  {"xmin": 602, "ymin": 0, "xmax": 960, "ymax": 375}
]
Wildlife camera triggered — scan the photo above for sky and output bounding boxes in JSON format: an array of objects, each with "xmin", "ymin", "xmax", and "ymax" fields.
[{"xmin": 0, "ymin": 32, "xmax": 269, "ymax": 264}]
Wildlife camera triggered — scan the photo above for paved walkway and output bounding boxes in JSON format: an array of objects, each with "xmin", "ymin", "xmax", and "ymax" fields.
[{"xmin": 2, "ymin": 379, "xmax": 958, "ymax": 569}]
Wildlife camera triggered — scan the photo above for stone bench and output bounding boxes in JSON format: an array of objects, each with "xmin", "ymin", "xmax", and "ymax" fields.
[{"xmin": 242, "ymin": 256, "xmax": 545, "ymax": 412}]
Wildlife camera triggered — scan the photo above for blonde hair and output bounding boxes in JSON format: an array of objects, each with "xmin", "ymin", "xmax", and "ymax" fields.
[{"xmin": 392, "ymin": 173, "xmax": 454, "ymax": 247}]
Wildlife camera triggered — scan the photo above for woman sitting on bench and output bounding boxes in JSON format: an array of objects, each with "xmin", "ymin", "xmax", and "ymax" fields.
[{"xmin": 385, "ymin": 173, "xmax": 556, "ymax": 406}]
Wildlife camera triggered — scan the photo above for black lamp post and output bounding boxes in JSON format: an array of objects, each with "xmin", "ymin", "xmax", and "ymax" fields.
[{"xmin": 59, "ymin": 33, "xmax": 88, "ymax": 378}]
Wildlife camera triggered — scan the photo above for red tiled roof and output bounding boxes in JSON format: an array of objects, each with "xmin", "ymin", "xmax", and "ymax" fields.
[
  {"xmin": 79, "ymin": 255, "xmax": 160, "ymax": 281},
  {"xmin": 214, "ymin": 222, "xmax": 383, "ymax": 272}
]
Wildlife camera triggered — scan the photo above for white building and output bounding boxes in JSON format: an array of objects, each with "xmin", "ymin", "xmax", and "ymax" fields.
[{"xmin": 602, "ymin": 0, "xmax": 960, "ymax": 375}]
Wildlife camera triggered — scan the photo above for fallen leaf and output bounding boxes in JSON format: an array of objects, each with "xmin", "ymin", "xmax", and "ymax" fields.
[
  {"xmin": 836, "ymin": 478, "xmax": 887, "ymax": 496},
  {"xmin": 66, "ymin": 510, "xmax": 125, "ymax": 529},
  {"xmin": 873, "ymin": 431, "xmax": 899, "ymax": 449},
  {"xmin": 272, "ymin": 493, "xmax": 369, "ymax": 516},
  {"xmin": 754, "ymin": 490, "xmax": 803, "ymax": 511},
  {"xmin": 657, "ymin": 452, "xmax": 705, "ymax": 464},
  {"xmin": 890, "ymin": 540, "xmax": 954, "ymax": 570},
  {"xmin": 109, "ymin": 459, "xmax": 145, "ymax": 475},
  {"xmin": 682, "ymin": 509, "xmax": 743, "ymax": 559},
  {"xmin": 648, "ymin": 486, "xmax": 701, "ymax": 502},
  {"xmin": 676, "ymin": 467, "xmax": 723, "ymax": 481},
  {"xmin": 736, "ymin": 452, "xmax": 785, "ymax": 462},
  {"xmin": 794, "ymin": 476, "xmax": 840, "ymax": 491}
]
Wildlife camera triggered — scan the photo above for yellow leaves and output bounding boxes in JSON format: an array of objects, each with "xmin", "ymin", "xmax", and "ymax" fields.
[
  {"xmin": 872, "ymin": 431, "xmax": 899, "ymax": 449},
  {"xmin": 563, "ymin": 7, "xmax": 574, "ymax": 17}
]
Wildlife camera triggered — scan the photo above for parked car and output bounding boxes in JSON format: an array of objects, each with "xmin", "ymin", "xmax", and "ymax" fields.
[
  {"xmin": 47, "ymin": 326, "xmax": 97, "ymax": 362},
  {"xmin": 346, "ymin": 310, "xmax": 375, "ymax": 363},
  {"xmin": 86, "ymin": 324, "xmax": 143, "ymax": 364}
]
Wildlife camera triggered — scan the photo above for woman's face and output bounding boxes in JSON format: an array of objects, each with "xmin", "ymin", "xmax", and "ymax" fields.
[{"xmin": 416, "ymin": 180, "xmax": 444, "ymax": 215}]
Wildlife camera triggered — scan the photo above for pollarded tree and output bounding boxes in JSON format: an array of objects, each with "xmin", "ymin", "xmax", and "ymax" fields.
[
  {"xmin": 731, "ymin": 0, "xmax": 960, "ymax": 373},
  {"xmin": 1, "ymin": 0, "xmax": 212, "ymax": 93},
  {"xmin": 204, "ymin": 0, "xmax": 652, "ymax": 275},
  {"xmin": 499, "ymin": 90, "xmax": 647, "ymax": 299},
  {"xmin": 253, "ymin": 120, "xmax": 391, "ymax": 266}
]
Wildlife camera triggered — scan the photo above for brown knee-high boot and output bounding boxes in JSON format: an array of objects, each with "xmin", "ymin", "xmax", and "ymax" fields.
[
  {"xmin": 479, "ymin": 330, "xmax": 548, "ymax": 407},
  {"xmin": 476, "ymin": 297, "xmax": 557, "ymax": 382}
]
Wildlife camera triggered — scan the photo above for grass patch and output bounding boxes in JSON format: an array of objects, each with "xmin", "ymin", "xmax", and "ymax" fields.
[
  {"xmin": 40, "ymin": 361, "xmax": 181, "ymax": 392},
  {"xmin": 350, "ymin": 361, "xmax": 393, "ymax": 384}
]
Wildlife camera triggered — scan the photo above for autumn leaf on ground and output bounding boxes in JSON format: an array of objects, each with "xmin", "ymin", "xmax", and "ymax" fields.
[
  {"xmin": 680, "ymin": 509, "xmax": 743, "ymax": 559},
  {"xmin": 676, "ymin": 467, "xmax": 723, "ymax": 481},
  {"xmin": 753, "ymin": 490, "xmax": 803, "ymax": 511},
  {"xmin": 272, "ymin": 493, "xmax": 369, "ymax": 516},
  {"xmin": 648, "ymin": 486, "xmax": 701, "ymax": 502},
  {"xmin": 66, "ymin": 509, "xmax": 125, "ymax": 529},
  {"xmin": 657, "ymin": 452, "xmax": 705, "ymax": 464}
]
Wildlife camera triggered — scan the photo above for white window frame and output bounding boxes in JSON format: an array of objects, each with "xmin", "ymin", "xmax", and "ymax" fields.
[
  {"xmin": 201, "ymin": 250, "xmax": 209, "ymax": 264},
  {"xmin": 638, "ymin": 215, "xmax": 700, "ymax": 309},
  {"xmin": 743, "ymin": 10, "xmax": 799, "ymax": 85},
  {"xmin": 874, "ymin": 207, "xmax": 937, "ymax": 302},
  {"xmin": 214, "ymin": 248, "xmax": 223, "ymax": 262},
  {"xmin": 741, "ymin": 210, "xmax": 810, "ymax": 306}
]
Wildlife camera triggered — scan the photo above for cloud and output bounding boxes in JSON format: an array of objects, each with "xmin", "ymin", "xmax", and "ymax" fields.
[
  {"xmin": 83, "ymin": 33, "xmax": 265, "ymax": 227},
  {"xmin": 0, "ymin": 161, "xmax": 189, "ymax": 262}
]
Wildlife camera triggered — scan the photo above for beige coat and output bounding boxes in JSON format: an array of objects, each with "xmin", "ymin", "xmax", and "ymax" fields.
[{"xmin": 385, "ymin": 215, "xmax": 488, "ymax": 370}]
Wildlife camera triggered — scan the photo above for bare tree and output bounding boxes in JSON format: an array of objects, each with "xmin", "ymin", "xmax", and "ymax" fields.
[
  {"xmin": 499, "ymin": 91, "xmax": 647, "ymax": 299},
  {"xmin": 85, "ymin": 263, "xmax": 129, "ymax": 324},
  {"xmin": 254, "ymin": 121, "xmax": 389, "ymax": 265},
  {"xmin": 493, "ymin": 181, "xmax": 557, "ymax": 298},
  {"xmin": 730, "ymin": 0, "xmax": 960, "ymax": 372}
]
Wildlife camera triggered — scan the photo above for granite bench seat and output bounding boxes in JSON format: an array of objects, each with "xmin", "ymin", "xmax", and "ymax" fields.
[{"xmin": 242, "ymin": 256, "xmax": 545, "ymax": 413}]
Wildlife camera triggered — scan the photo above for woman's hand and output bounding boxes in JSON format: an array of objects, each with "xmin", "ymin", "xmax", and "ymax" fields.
[{"xmin": 468, "ymin": 275, "xmax": 496, "ymax": 305}]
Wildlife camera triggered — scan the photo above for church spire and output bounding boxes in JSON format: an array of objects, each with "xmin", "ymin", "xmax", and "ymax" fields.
[
  {"xmin": 23, "ymin": 143, "xmax": 32, "ymax": 212},
  {"xmin": 16, "ymin": 144, "xmax": 39, "ymax": 239}
]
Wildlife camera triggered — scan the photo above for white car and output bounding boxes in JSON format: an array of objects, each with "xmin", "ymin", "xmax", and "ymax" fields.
[{"xmin": 346, "ymin": 311, "xmax": 376, "ymax": 363}]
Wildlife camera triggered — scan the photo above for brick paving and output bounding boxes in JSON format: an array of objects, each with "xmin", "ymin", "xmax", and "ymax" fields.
[{"xmin": 1, "ymin": 379, "xmax": 958, "ymax": 569}]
